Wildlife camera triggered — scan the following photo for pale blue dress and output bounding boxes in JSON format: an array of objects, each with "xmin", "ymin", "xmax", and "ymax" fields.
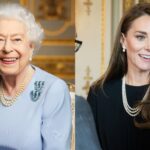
[{"xmin": 0, "ymin": 66, "xmax": 72, "ymax": 150}]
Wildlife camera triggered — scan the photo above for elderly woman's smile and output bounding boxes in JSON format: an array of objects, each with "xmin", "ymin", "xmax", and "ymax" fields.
[{"xmin": 0, "ymin": 57, "xmax": 19, "ymax": 64}]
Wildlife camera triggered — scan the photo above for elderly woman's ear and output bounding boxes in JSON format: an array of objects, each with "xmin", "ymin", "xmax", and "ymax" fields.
[
  {"xmin": 29, "ymin": 43, "xmax": 35, "ymax": 61},
  {"xmin": 29, "ymin": 42, "xmax": 35, "ymax": 50}
]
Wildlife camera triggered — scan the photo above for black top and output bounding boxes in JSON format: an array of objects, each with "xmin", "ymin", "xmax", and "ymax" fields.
[{"xmin": 87, "ymin": 78, "xmax": 150, "ymax": 150}]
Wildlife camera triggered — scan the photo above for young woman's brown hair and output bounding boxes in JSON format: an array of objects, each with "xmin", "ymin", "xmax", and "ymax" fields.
[{"xmin": 94, "ymin": 3, "xmax": 150, "ymax": 128}]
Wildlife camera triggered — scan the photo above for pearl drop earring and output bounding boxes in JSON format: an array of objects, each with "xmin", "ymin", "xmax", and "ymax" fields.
[
  {"xmin": 29, "ymin": 56, "xmax": 32, "ymax": 61},
  {"xmin": 123, "ymin": 48, "xmax": 126, "ymax": 52}
]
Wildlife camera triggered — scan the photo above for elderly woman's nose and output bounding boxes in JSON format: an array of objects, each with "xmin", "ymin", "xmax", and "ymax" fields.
[{"xmin": 2, "ymin": 39, "xmax": 13, "ymax": 53}]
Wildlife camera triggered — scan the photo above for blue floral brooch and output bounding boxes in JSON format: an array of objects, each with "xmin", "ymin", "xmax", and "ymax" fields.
[{"xmin": 30, "ymin": 81, "xmax": 45, "ymax": 102}]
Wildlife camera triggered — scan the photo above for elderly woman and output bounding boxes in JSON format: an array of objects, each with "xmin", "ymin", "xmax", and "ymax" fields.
[{"xmin": 0, "ymin": 3, "xmax": 71, "ymax": 150}]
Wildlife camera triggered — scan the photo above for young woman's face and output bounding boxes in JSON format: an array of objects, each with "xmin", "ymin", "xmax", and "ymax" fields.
[
  {"xmin": 0, "ymin": 19, "xmax": 34, "ymax": 76},
  {"xmin": 122, "ymin": 15, "xmax": 150, "ymax": 74}
]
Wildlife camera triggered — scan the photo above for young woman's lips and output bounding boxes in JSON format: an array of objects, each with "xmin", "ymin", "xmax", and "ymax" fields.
[
  {"xmin": 0, "ymin": 57, "xmax": 18, "ymax": 65},
  {"xmin": 139, "ymin": 54, "xmax": 150, "ymax": 62}
]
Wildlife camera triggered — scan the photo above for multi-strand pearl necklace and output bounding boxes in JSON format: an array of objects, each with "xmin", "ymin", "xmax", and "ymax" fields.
[
  {"xmin": 0, "ymin": 67, "xmax": 34, "ymax": 107},
  {"xmin": 122, "ymin": 76, "xmax": 149, "ymax": 117},
  {"xmin": 0, "ymin": 83, "xmax": 26, "ymax": 107}
]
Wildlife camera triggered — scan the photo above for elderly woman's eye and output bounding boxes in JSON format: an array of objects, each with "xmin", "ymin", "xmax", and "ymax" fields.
[
  {"xmin": 12, "ymin": 38, "xmax": 22, "ymax": 43},
  {"xmin": 15, "ymin": 38, "xmax": 21, "ymax": 41},
  {"xmin": 0, "ymin": 38, "xmax": 5, "ymax": 41}
]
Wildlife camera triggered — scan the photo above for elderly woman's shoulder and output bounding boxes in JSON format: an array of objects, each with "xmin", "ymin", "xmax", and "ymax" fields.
[{"xmin": 33, "ymin": 65, "xmax": 67, "ymax": 88}]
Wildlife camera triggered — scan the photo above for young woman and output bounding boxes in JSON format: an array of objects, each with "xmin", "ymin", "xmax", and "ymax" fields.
[
  {"xmin": 88, "ymin": 3, "xmax": 150, "ymax": 150},
  {"xmin": 0, "ymin": 3, "xmax": 71, "ymax": 150}
]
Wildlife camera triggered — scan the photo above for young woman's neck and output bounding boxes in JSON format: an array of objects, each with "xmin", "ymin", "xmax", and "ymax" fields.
[{"xmin": 125, "ymin": 69, "xmax": 149, "ymax": 86}]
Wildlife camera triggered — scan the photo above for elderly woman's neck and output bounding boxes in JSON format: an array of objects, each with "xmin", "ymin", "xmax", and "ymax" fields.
[{"xmin": 1, "ymin": 65, "xmax": 34, "ymax": 96}]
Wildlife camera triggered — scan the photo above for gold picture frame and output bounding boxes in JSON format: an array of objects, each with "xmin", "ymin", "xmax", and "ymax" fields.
[{"xmin": 20, "ymin": 0, "xmax": 75, "ymax": 46}]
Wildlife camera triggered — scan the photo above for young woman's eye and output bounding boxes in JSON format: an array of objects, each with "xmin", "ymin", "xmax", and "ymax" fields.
[{"xmin": 136, "ymin": 35, "xmax": 145, "ymax": 41}]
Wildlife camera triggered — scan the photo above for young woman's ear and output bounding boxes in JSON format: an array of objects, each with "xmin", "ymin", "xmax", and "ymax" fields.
[{"xmin": 120, "ymin": 33, "xmax": 126, "ymax": 52}]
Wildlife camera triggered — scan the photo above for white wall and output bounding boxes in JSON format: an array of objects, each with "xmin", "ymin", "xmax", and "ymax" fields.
[
  {"xmin": 75, "ymin": 0, "xmax": 122, "ymax": 98},
  {"xmin": 75, "ymin": 0, "xmax": 101, "ymax": 97}
]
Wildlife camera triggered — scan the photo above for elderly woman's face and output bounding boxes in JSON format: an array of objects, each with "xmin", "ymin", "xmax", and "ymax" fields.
[
  {"xmin": 0, "ymin": 19, "xmax": 33, "ymax": 76},
  {"xmin": 122, "ymin": 15, "xmax": 150, "ymax": 73}
]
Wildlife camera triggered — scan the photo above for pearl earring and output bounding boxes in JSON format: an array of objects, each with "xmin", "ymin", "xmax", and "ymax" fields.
[
  {"xmin": 123, "ymin": 48, "xmax": 126, "ymax": 52},
  {"xmin": 29, "ymin": 56, "xmax": 32, "ymax": 61}
]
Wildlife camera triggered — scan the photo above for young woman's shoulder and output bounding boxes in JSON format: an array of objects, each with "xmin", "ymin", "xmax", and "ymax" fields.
[{"xmin": 91, "ymin": 77, "xmax": 122, "ymax": 97}]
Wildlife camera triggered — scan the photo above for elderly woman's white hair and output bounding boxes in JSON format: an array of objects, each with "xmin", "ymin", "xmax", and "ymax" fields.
[{"xmin": 0, "ymin": 3, "xmax": 44, "ymax": 50}]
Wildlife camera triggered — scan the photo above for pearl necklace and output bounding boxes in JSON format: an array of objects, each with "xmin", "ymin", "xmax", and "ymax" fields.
[
  {"xmin": 0, "ymin": 83, "xmax": 26, "ymax": 107},
  {"xmin": 0, "ymin": 67, "xmax": 34, "ymax": 107},
  {"xmin": 122, "ymin": 76, "xmax": 149, "ymax": 117}
]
